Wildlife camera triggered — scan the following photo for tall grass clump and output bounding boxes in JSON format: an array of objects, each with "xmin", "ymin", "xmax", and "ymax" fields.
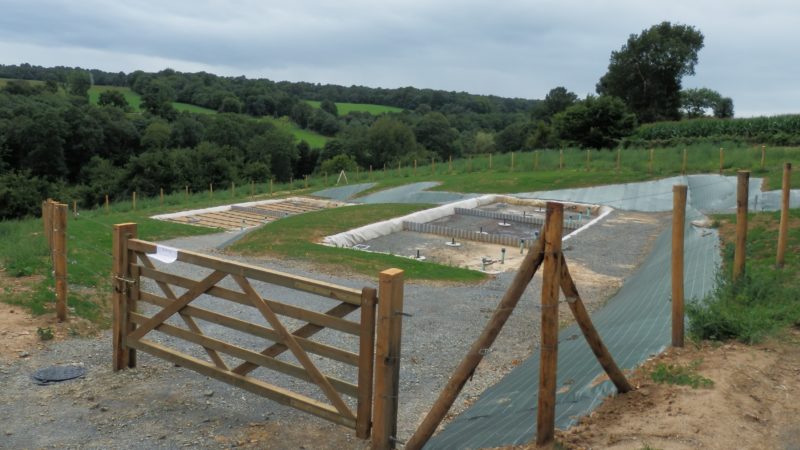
[{"xmin": 687, "ymin": 269, "xmax": 800, "ymax": 344}]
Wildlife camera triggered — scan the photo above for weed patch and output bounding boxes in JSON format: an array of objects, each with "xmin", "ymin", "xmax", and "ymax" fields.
[{"xmin": 650, "ymin": 359, "xmax": 714, "ymax": 388}]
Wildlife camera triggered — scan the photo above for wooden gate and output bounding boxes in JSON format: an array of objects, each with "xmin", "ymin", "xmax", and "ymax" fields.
[{"xmin": 112, "ymin": 223, "xmax": 403, "ymax": 444}]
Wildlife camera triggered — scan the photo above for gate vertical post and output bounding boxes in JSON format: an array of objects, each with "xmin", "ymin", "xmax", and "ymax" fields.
[
  {"xmin": 672, "ymin": 185, "xmax": 688, "ymax": 347},
  {"xmin": 536, "ymin": 202, "xmax": 563, "ymax": 446},
  {"xmin": 357, "ymin": 287, "xmax": 378, "ymax": 439},
  {"xmin": 113, "ymin": 223, "xmax": 138, "ymax": 371},
  {"xmin": 372, "ymin": 269, "xmax": 404, "ymax": 450}
]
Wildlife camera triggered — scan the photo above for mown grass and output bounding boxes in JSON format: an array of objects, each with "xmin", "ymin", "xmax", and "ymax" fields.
[
  {"xmin": 687, "ymin": 208, "xmax": 800, "ymax": 343},
  {"xmin": 305, "ymin": 100, "xmax": 403, "ymax": 115},
  {"xmin": 231, "ymin": 204, "xmax": 487, "ymax": 282},
  {"xmin": 349, "ymin": 143, "xmax": 798, "ymax": 198}
]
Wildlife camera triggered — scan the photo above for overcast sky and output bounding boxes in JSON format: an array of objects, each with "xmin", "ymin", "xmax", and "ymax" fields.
[{"xmin": 1, "ymin": 0, "xmax": 797, "ymax": 117}]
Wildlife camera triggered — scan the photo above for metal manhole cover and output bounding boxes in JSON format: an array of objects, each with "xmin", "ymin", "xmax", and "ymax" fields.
[{"xmin": 31, "ymin": 363, "xmax": 86, "ymax": 385}]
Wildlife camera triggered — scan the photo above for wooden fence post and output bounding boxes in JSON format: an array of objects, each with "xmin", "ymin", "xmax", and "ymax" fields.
[
  {"xmin": 270, "ymin": 179, "xmax": 273, "ymax": 196},
  {"xmin": 760, "ymin": 145, "xmax": 766, "ymax": 170},
  {"xmin": 431, "ymin": 159, "xmax": 435, "ymax": 174},
  {"xmin": 559, "ymin": 149, "xmax": 563, "ymax": 170},
  {"xmin": 53, "ymin": 203, "xmax": 68, "ymax": 322},
  {"xmin": 132, "ymin": 191, "xmax": 137, "ymax": 210},
  {"xmin": 649, "ymin": 148, "xmax": 654, "ymax": 174},
  {"xmin": 160, "ymin": 188, "xmax": 164, "ymax": 205},
  {"xmin": 372, "ymin": 268, "xmax": 404, "ymax": 450},
  {"xmin": 534, "ymin": 150, "xmax": 539, "ymax": 170},
  {"xmin": 185, "ymin": 185, "xmax": 188, "ymax": 199},
  {"xmin": 73, "ymin": 200, "xmax": 77, "ymax": 219},
  {"xmin": 449, "ymin": 155, "xmax": 452, "ymax": 173},
  {"xmin": 616, "ymin": 148, "xmax": 621, "ymax": 173},
  {"xmin": 536, "ymin": 202, "xmax": 563, "ymax": 446},
  {"xmin": 413, "ymin": 160, "xmax": 417, "ymax": 176},
  {"xmin": 113, "ymin": 223, "xmax": 138, "ymax": 371},
  {"xmin": 489, "ymin": 153, "xmax": 493, "ymax": 170},
  {"xmin": 231, "ymin": 181, "xmax": 236, "ymax": 197},
  {"xmin": 719, "ymin": 147, "xmax": 725, "ymax": 174},
  {"xmin": 250, "ymin": 180, "xmax": 255, "ymax": 200},
  {"xmin": 105, "ymin": 194, "xmax": 110, "ymax": 213},
  {"xmin": 405, "ymin": 236, "xmax": 546, "ymax": 450},
  {"xmin": 357, "ymin": 287, "xmax": 378, "ymax": 439},
  {"xmin": 682, "ymin": 148, "xmax": 687, "ymax": 175},
  {"xmin": 733, "ymin": 171, "xmax": 750, "ymax": 280},
  {"xmin": 210, "ymin": 183, "xmax": 213, "ymax": 199},
  {"xmin": 42, "ymin": 199, "xmax": 54, "ymax": 249},
  {"xmin": 776, "ymin": 162, "xmax": 792, "ymax": 267},
  {"xmin": 511, "ymin": 152, "xmax": 515, "ymax": 171},
  {"xmin": 672, "ymin": 185, "xmax": 688, "ymax": 347}
]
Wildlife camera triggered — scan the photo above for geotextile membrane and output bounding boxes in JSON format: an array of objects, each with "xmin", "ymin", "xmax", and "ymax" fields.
[{"xmin": 425, "ymin": 174, "xmax": 796, "ymax": 449}]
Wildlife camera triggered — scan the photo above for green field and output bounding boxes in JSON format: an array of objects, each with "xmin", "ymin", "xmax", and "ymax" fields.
[
  {"xmin": 231, "ymin": 203, "xmax": 486, "ymax": 282},
  {"xmin": 305, "ymin": 100, "xmax": 403, "ymax": 115},
  {"xmin": 88, "ymin": 85, "xmax": 217, "ymax": 114},
  {"xmin": 0, "ymin": 77, "xmax": 44, "ymax": 86},
  {"xmin": 262, "ymin": 116, "xmax": 329, "ymax": 148},
  {"xmin": 88, "ymin": 85, "xmax": 143, "ymax": 110}
]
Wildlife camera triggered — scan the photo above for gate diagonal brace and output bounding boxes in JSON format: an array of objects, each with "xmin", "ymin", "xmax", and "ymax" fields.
[
  {"xmin": 127, "ymin": 270, "xmax": 228, "ymax": 342},
  {"xmin": 232, "ymin": 274, "xmax": 356, "ymax": 421},
  {"xmin": 136, "ymin": 253, "xmax": 229, "ymax": 370}
]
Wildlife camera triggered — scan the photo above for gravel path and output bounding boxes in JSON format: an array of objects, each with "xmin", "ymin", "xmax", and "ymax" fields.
[{"xmin": 0, "ymin": 210, "xmax": 667, "ymax": 449}]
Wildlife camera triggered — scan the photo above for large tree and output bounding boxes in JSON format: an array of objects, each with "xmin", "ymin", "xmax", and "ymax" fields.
[
  {"xmin": 553, "ymin": 95, "xmax": 637, "ymax": 149},
  {"xmin": 597, "ymin": 22, "xmax": 704, "ymax": 123}
]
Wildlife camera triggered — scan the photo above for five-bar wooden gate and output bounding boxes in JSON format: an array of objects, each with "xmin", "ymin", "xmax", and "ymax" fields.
[{"xmin": 112, "ymin": 223, "xmax": 404, "ymax": 447}]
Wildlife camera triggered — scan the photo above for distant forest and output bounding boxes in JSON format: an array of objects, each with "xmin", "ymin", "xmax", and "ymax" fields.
[{"xmin": 0, "ymin": 55, "xmax": 796, "ymax": 220}]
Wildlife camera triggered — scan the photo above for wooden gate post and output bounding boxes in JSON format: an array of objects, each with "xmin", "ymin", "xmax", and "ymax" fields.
[
  {"xmin": 672, "ymin": 185, "xmax": 688, "ymax": 347},
  {"xmin": 536, "ymin": 202, "xmax": 564, "ymax": 446},
  {"xmin": 776, "ymin": 162, "xmax": 792, "ymax": 267},
  {"xmin": 113, "ymin": 223, "xmax": 138, "ymax": 371},
  {"xmin": 53, "ymin": 203, "xmax": 68, "ymax": 322},
  {"xmin": 372, "ymin": 269, "xmax": 404, "ymax": 450},
  {"xmin": 357, "ymin": 287, "xmax": 378, "ymax": 439},
  {"xmin": 733, "ymin": 171, "xmax": 750, "ymax": 280}
]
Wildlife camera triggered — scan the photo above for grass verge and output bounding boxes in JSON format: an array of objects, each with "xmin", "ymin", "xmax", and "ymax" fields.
[
  {"xmin": 231, "ymin": 203, "xmax": 487, "ymax": 282},
  {"xmin": 0, "ymin": 205, "xmax": 218, "ymax": 322},
  {"xmin": 687, "ymin": 208, "xmax": 800, "ymax": 343}
]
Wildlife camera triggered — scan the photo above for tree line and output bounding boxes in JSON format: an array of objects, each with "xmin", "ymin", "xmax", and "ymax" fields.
[{"xmin": 2, "ymin": 21, "xmax": 752, "ymax": 219}]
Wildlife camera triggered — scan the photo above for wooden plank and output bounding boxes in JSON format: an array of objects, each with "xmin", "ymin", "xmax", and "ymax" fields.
[
  {"xmin": 128, "ymin": 313, "xmax": 359, "ymax": 398},
  {"xmin": 536, "ymin": 202, "xmax": 563, "ymax": 447},
  {"xmin": 405, "ymin": 234, "xmax": 545, "ymax": 450},
  {"xmin": 356, "ymin": 287, "xmax": 378, "ymax": 439},
  {"xmin": 135, "ymin": 264, "xmax": 361, "ymax": 335},
  {"xmin": 128, "ymin": 338, "xmax": 356, "ymax": 429},
  {"xmin": 234, "ymin": 275, "xmax": 355, "ymax": 420},
  {"xmin": 127, "ymin": 270, "xmax": 227, "ymax": 342},
  {"xmin": 559, "ymin": 258, "xmax": 632, "ymax": 393},
  {"xmin": 672, "ymin": 185, "xmax": 688, "ymax": 347},
  {"xmin": 113, "ymin": 223, "xmax": 137, "ymax": 371},
  {"xmin": 138, "ymin": 290, "xmax": 359, "ymax": 366},
  {"xmin": 128, "ymin": 239, "xmax": 362, "ymax": 305},
  {"xmin": 137, "ymin": 254, "xmax": 229, "ymax": 370},
  {"xmin": 372, "ymin": 269, "xmax": 404, "ymax": 450}
]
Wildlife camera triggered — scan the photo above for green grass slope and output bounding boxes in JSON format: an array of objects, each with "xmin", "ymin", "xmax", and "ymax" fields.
[{"xmin": 305, "ymin": 100, "xmax": 403, "ymax": 115}]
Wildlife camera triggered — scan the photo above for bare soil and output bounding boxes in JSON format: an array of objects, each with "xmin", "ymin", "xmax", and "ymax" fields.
[{"xmin": 506, "ymin": 328, "xmax": 800, "ymax": 450}]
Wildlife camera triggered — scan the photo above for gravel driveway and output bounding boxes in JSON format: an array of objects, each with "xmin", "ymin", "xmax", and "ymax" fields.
[{"xmin": 0, "ymin": 210, "xmax": 667, "ymax": 449}]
